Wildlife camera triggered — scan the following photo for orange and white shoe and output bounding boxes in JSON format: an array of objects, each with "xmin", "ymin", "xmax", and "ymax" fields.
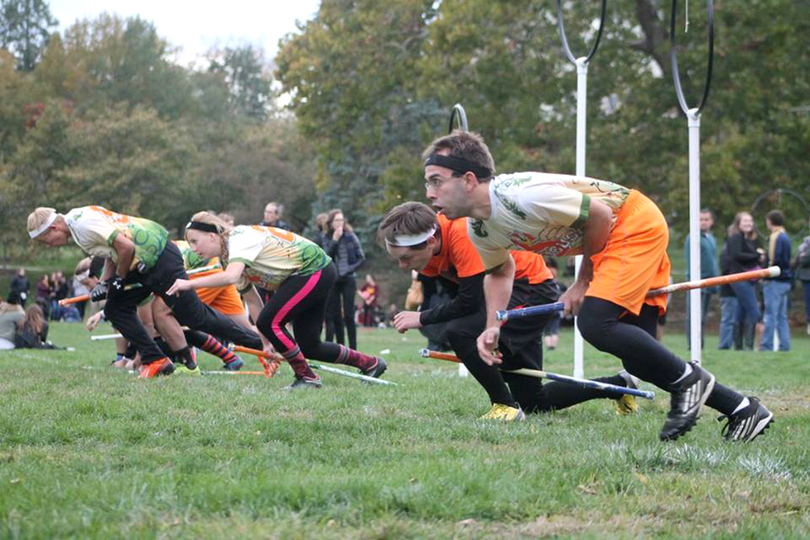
[{"xmin": 138, "ymin": 358, "xmax": 175, "ymax": 378}]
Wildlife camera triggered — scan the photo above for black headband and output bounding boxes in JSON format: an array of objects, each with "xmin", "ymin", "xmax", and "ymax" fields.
[
  {"xmin": 424, "ymin": 153, "xmax": 492, "ymax": 180},
  {"xmin": 186, "ymin": 221, "xmax": 219, "ymax": 233}
]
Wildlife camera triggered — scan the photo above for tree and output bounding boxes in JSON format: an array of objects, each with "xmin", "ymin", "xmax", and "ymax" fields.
[
  {"xmin": 277, "ymin": 0, "xmax": 810, "ymax": 242},
  {"xmin": 276, "ymin": 0, "xmax": 442, "ymax": 249},
  {"xmin": 47, "ymin": 14, "xmax": 195, "ymax": 120},
  {"xmin": 207, "ymin": 44, "xmax": 274, "ymax": 122},
  {"xmin": 0, "ymin": 0, "xmax": 57, "ymax": 71},
  {"xmin": 0, "ymin": 49, "xmax": 33, "ymax": 159}
]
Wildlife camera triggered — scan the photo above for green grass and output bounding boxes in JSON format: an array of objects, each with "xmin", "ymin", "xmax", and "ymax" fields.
[{"xmin": 1, "ymin": 324, "xmax": 809, "ymax": 539}]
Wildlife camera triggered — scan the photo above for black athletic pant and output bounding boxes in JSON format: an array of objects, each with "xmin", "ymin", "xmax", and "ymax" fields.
[
  {"xmin": 256, "ymin": 263, "xmax": 363, "ymax": 363},
  {"xmin": 325, "ymin": 275, "xmax": 357, "ymax": 350},
  {"xmin": 576, "ymin": 296, "xmax": 743, "ymax": 415},
  {"xmin": 447, "ymin": 279, "xmax": 627, "ymax": 413},
  {"xmin": 104, "ymin": 242, "xmax": 262, "ymax": 363}
]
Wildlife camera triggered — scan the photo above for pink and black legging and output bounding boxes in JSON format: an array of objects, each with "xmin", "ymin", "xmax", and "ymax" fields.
[{"xmin": 255, "ymin": 263, "xmax": 377, "ymax": 374}]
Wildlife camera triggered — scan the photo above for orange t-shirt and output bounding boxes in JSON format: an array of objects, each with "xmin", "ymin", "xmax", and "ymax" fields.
[{"xmin": 421, "ymin": 215, "xmax": 553, "ymax": 284}]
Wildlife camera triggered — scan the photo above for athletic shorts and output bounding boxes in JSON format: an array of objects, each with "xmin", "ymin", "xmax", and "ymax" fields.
[
  {"xmin": 189, "ymin": 269, "xmax": 246, "ymax": 316},
  {"xmin": 586, "ymin": 189, "xmax": 671, "ymax": 316}
]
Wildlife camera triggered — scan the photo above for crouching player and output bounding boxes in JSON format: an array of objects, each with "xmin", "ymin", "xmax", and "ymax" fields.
[
  {"xmin": 167, "ymin": 212, "xmax": 387, "ymax": 389},
  {"xmin": 378, "ymin": 202, "xmax": 640, "ymax": 420},
  {"xmin": 421, "ymin": 130, "xmax": 773, "ymax": 441},
  {"xmin": 28, "ymin": 206, "xmax": 263, "ymax": 377}
]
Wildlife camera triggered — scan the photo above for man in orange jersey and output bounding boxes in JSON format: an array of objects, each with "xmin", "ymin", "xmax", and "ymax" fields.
[
  {"xmin": 419, "ymin": 130, "xmax": 773, "ymax": 442},
  {"xmin": 379, "ymin": 202, "xmax": 639, "ymax": 420}
]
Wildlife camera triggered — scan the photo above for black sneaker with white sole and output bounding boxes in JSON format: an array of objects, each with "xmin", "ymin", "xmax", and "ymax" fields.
[
  {"xmin": 284, "ymin": 376, "xmax": 323, "ymax": 390},
  {"xmin": 361, "ymin": 357, "xmax": 387, "ymax": 379},
  {"xmin": 718, "ymin": 397, "xmax": 774, "ymax": 442},
  {"xmin": 659, "ymin": 361, "xmax": 716, "ymax": 441}
]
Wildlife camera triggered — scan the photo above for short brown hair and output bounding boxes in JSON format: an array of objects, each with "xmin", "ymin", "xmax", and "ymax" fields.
[
  {"xmin": 377, "ymin": 202, "xmax": 438, "ymax": 248},
  {"xmin": 422, "ymin": 130, "xmax": 495, "ymax": 181},
  {"xmin": 766, "ymin": 210, "xmax": 784, "ymax": 227}
]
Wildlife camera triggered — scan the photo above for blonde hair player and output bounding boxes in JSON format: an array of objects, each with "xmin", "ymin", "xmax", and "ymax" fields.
[
  {"xmin": 28, "ymin": 206, "xmax": 263, "ymax": 377},
  {"xmin": 167, "ymin": 212, "xmax": 387, "ymax": 389}
]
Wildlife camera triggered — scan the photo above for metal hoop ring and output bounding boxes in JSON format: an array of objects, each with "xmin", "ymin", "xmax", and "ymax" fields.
[
  {"xmin": 751, "ymin": 188, "xmax": 810, "ymax": 238},
  {"xmin": 448, "ymin": 103, "xmax": 469, "ymax": 134},
  {"xmin": 670, "ymin": 0, "xmax": 714, "ymax": 115},
  {"xmin": 556, "ymin": 0, "xmax": 607, "ymax": 65}
]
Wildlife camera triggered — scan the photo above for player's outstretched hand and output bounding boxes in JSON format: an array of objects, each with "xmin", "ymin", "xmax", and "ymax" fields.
[{"xmin": 393, "ymin": 311, "xmax": 422, "ymax": 333}]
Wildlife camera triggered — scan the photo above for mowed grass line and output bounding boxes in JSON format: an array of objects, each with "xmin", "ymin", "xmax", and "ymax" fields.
[{"xmin": 1, "ymin": 324, "xmax": 809, "ymax": 539}]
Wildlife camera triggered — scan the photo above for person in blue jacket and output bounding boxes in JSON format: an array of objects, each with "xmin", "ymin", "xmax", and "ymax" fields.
[{"xmin": 761, "ymin": 210, "xmax": 793, "ymax": 351}]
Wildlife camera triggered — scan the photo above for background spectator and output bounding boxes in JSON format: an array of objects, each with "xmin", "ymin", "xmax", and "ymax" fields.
[
  {"xmin": 717, "ymin": 237, "xmax": 738, "ymax": 350},
  {"xmin": 760, "ymin": 210, "xmax": 792, "ymax": 351},
  {"xmin": 322, "ymin": 209, "xmax": 365, "ymax": 349},
  {"xmin": 726, "ymin": 211, "xmax": 764, "ymax": 351},
  {"xmin": 14, "ymin": 304, "xmax": 53, "ymax": 349},
  {"xmin": 358, "ymin": 274, "xmax": 380, "ymax": 327},
  {"xmin": 684, "ymin": 208, "xmax": 719, "ymax": 348},
  {"xmin": 0, "ymin": 292, "xmax": 25, "ymax": 350},
  {"xmin": 35, "ymin": 274, "xmax": 51, "ymax": 320},
  {"xmin": 311, "ymin": 212, "xmax": 329, "ymax": 249},
  {"xmin": 217, "ymin": 212, "xmax": 235, "ymax": 227},
  {"xmin": 794, "ymin": 231, "xmax": 810, "ymax": 336},
  {"xmin": 262, "ymin": 201, "xmax": 291, "ymax": 231},
  {"xmin": 9, "ymin": 268, "xmax": 30, "ymax": 307}
]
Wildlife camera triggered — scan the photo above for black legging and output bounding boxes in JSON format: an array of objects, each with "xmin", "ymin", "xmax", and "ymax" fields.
[
  {"xmin": 577, "ymin": 296, "xmax": 742, "ymax": 415},
  {"xmin": 325, "ymin": 276, "xmax": 357, "ymax": 349},
  {"xmin": 104, "ymin": 242, "xmax": 262, "ymax": 363},
  {"xmin": 447, "ymin": 279, "xmax": 628, "ymax": 413},
  {"xmin": 255, "ymin": 263, "xmax": 376, "ymax": 372}
]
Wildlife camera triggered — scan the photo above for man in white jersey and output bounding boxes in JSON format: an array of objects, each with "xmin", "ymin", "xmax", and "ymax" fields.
[{"xmin": 419, "ymin": 130, "xmax": 773, "ymax": 443}]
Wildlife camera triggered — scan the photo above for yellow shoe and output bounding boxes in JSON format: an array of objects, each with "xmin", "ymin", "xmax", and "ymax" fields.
[
  {"xmin": 615, "ymin": 395, "xmax": 638, "ymax": 415},
  {"xmin": 480, "ymin": 403, "xmax": 526, "ymax": 421},
  {"xmin": 614, "ymin": 370, "xmax": 640, "ymax": 415},
  {"xmin": 174, "ymin": 364, "xmax": 202, "ymax": 377}
]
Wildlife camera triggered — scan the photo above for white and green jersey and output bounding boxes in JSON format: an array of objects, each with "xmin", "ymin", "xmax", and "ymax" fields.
[
  {"xmin": 64, "ymin": 206, "xmax": 169, "ymax": 271},
  {"xmin": 468, "ymin": 172, "xmax": 631, "ymax": 269},
  {"xmin": 227, "ymin": 225, "xmax": 331, "ymax": 291}
]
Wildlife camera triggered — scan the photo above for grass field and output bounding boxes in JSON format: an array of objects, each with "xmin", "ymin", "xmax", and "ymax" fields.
[{"xmin": 1, "ymin": 324, "xmax": 809, "ymax": 539}]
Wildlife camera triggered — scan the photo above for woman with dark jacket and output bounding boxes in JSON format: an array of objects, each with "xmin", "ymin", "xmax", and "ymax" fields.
[
  {"xmin": 14, "ymin": 304, "xmax": 53, "ymax": 349},
  {"xmin": 322, "ymin": 209, "xmax": 365, "ymax": 349},
  {"xmin": 725, "ymin": 211, "xmax": 765, "ymax": 350}
]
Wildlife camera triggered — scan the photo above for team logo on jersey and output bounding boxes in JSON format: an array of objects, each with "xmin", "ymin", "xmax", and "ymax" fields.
[{"xmin": 470, "ymin": 219, "xmax": 488, "ymax": 238}]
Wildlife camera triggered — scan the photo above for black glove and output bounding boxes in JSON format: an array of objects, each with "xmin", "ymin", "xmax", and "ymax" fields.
[
  {"xmin": 90, "ymin": 282, "xmax": 108, "ymax": 302},
  {"xmin": 105, "ymin": 276, "xmax": 125, "ymax": 301}
]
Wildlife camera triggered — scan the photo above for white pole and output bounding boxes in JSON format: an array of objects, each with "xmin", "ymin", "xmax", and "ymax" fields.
[
  {"xmin": 687, "ymin": 109, "xmax": 702, "ymax": 365},
  {"xmin": 573, "ymin": 57, "xmax": 588, "ymax": 379}
]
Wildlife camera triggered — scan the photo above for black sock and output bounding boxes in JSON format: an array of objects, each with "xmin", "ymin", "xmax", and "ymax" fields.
[
  {"xmin": 154, "ymin": 337, "xmax": 175, "ymax": 360},
  {"xmin": 173, "ymin": 346, "xmax": 197, "ymax": 369}
]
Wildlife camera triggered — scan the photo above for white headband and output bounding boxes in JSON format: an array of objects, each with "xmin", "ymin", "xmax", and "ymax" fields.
[
  {"xmin": 386, "ymin": 226, "xmax": 437, "ymax": 248},
  {"xmin": 28, "ymin": 212, "xmax": 58, "ymax": 239}
]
